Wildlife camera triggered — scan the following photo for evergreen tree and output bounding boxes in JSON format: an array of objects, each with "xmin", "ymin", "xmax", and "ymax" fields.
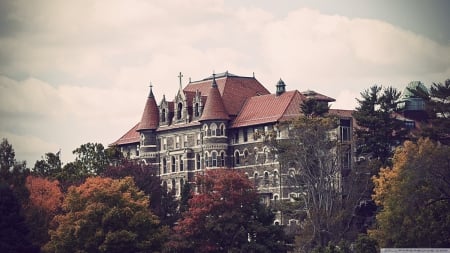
[{"xmin": 353, "ymin": 85, "xmax": 406, "ymax": 165}]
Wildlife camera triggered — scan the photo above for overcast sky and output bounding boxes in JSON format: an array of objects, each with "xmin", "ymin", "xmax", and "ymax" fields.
[{"xmin": 1, "ymin": 0, "xmax": 449, "ymax": 166}]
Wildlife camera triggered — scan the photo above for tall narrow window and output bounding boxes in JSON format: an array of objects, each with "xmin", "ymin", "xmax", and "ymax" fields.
[
  {"xmin": 205, "ymin": 153, "xmax": 209, "ymax": 167},
  {"xmin": 177, "ymin": 102, "xmax": 182, "ymax": 120},
  {"xmin": 243, "ymin": 128, "xmax": 248, "ymax": 142},
  {"xmin": 339, "ymin": 119, "xmax": 351, "ymax": 142},
  {"xmin": 171, "ymin": 179, "xmax": 176, "ymax": 192},
  {"xmin": 163, "ymin": 158, "xmax": 167, "ymax": 174},
  {"xmin": 196, "ymin": 153, "xmax": 201, "ymax": 170},
  {"xmin": 171, "ymin": 156, "xmax": 176, "ymax": 172},
  {"xmin": 212, "ymin": 151, "xmax": 217, "ymax": 167},
  {"xmin": 179, "ymin": 155, "xmax": 184, "ymax": 171},
  {"xmin": 234, "ymin": 151, "xmax": 240, "ymax": 165},
  {"xmin": 220, "ymin": 124, "xmax": 225, "ymax": 136},
  {"xmin": 211, "ymin": 124, "xmax": 217, "ymax": 136},
  {"xmin": 220, "ymin": 152, "xmax": 225, "ymax": 167},
  {"xmin": 161, "ymin": 108, "xmax": 166, "ymax": 122},
  {"xmin": 194, "ymin": 103, "xmax": 200, "ymax": 117}
]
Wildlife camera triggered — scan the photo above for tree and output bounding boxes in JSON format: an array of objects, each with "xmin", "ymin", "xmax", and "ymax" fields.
[
  {"xmin": 0, "ymin": 183, "xmax": 39, "ymax": 253},
  {"xmin": 102, "ymin": 161, "xmax": 179, "ymax": 227},
  {"xmin": 370, "ymin": 138, "xmax": 450, "ymax": 247},
  {"xmin": 72, "ymin": 142, "xmax": 110, "ymax": 175},
  {"xmin": 301, "ymin": 98, "xmax": 329, "ymax": 117},
  {"xmin": 270, "ymin": 116, "xmax": 342, "ymax": 249},
  {"xmin": 353, "ymin": 85, "xmax": 406, "ymax": 164},
  {"xmin": 408, "ymin": 79, "xmax": 450, "ymax": 144},
  {"xmin": 44, "ymin": 177, "xmax": 166, "ymax": 253},
  {"xmin": 24, "ymin": 176, "xmax": 63, "ymax": 249},
  {"xmin": 33, "ymin": 152, "xmax": 62, "ymax": 179},
  {"xmin": 167, "ymin": 169, "xmax": 290, "ymax": 253}
]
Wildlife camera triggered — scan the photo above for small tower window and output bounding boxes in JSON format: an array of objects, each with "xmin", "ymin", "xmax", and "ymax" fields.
[
  {"xmin": 194, "ymin": 103, "xmax": 200, "ymax": 117},
  {"xmin": 177, "ymin": 102, "xmax": 183, "ymax": 120},
  {"xmin": 161, "ymin": 108, "xmax": 166, "ymax": 122}
]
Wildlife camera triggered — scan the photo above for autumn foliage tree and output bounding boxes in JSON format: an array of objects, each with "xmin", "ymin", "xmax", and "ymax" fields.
[
  {"xmin": 167, "ymin": 169, "xmax": 289, "ymax": 253},
  {"xmin": 24, "ymin": 176, "xmax": 63, "ymax": 248},
  {"xmin": 44, "ymin": 177, "xmax": 166, "ymax": 253},
  {"xmin": 370, "ymin": 138, "xmax": 450, "ymax": 247}
]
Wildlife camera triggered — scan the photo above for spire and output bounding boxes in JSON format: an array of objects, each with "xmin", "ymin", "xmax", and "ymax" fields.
[
  {"xmin": 137, "ymin": 83, "xmax": 159, "ymax": 131},
  {"xmin": 178, "ymin": 72, "xmax": 183, "ymax": 91},
  {"xmin": 200, "ymin": 73, "xmax": 229, "ymax": 121}
]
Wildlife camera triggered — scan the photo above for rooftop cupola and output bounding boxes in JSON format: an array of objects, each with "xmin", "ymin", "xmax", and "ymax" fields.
[
  {"xmin": 137, "ymin": 84, "xmax": 160, "ymax": 131},
  {"xmin": 276, "ymin": 78, "xmax": 286, "ymax": 96},
  {"xmin": 200, "ymin": 73, "xmax": 229, "ymax": 121}
]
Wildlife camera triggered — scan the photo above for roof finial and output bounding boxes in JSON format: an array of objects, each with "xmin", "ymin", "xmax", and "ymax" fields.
[
  {"xmin": 148, "ymin": 82, "xmax": 154, "ymax": 98},
  {"xmin": 212, "ymin": 72, "xmax": 217, "ymax": 88},
  {"xmin": 178, "ymin": 72, "xmax": 183, "ymax": 90}
]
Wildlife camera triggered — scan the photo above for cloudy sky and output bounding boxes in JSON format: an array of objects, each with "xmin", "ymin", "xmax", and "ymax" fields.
[{"xmin": 1, "ymin": 0, "xmax": 449, "ymax": 166}]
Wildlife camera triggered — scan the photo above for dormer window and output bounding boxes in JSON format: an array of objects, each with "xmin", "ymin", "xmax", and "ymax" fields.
[
  {"xmin": 194, "ymin": 103, "xmax": 200, "ymax": 117},
  {"xmin": 177, "ymin": 103, "xmax": 183, "ymax": 120},
  {"xmin": 161, "ymin": 108, "xmax": 166, "ymax": 122}
]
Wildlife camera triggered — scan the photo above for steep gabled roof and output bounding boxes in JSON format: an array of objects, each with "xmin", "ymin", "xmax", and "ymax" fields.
[
  {"xmin": 184, "ymin": 73, "xmax": 270, "ymax": 116},
  {"xmin": 137, "ymin": 87, "xmax": 159, "ymax": 131},
  {"xmin": 110, "ymin": 123, "xmax": 140, "ymax": 146},
  {"xmin": 231, "ymin": 90, "xmax": 305, "ymax": 128}
]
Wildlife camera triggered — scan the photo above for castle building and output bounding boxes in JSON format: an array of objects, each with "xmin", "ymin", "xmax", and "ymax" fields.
[{"xmin": 111, "ymin": 72, "xmax": 353, "ymax": 206}]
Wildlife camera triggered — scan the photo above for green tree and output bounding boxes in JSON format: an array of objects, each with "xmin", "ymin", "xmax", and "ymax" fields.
[
  {"xmin": 301, "ymin": 98, "xmax": 329, "ymax": 117},
  {"xmin": 72, "ymin": 142, "xmax": 110, "ymax": 175},
  {"xmin": 167, "ymin": 169, "xmax": 290, "ymax": 253},
  {"xmin": 408, "ymin": 79, "xmax": 450, "ymax": 144},
  {"xmin": 33, "ymin": 152, "xmax": 62, "ymax": 179},
  {"xmin": 0, "ymin": 183, "xmax": 39, "ymax": 253},
  {"xmin": 370, "ymin": 138, "xmax": 450, "ymax": 247},
  {"xmin": 44, "ymin": 177, "xmax": 166, "ymax": 253},
  {"xmin": 353, "ymin": 85, "xmax": 406, "ymax": 165},
  {"xmin": 102, "ymin": 161, "xmax": 179, "ymax": 227}
]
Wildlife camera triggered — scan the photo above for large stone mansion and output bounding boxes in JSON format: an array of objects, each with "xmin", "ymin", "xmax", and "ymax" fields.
[{"xmin": 111, "ymin": 71, "xmax": 355, "ymax": 208}]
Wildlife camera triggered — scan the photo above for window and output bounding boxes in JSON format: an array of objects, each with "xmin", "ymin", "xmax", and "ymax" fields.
[
  {"xmin": 212, "ymin": 151, "xmax": 217, "ymax": 167},
  {"xmin": 172, "ymin": 179, "xmax": 176, "ymax": 192},
  {"xmin": 205, "ymin": 153, "xmax": 209, "ymax": 167},
  {"xmin": 196, "ymin": 153, "xmax": 201, "ymax": 170},
  {"xmin": 176, "ymin": 136, "xmax": 180, "ymax": 148},
  {"xmin": 219, "ymin": 124, "xmax": 225, "ymax": 136},
  {"xmin": 180, "ymin": 179, "xmax": 185, "ymax": 193},
  {"xmin": 220, "ymin": 152, "xmax": 225, "ymax": 167},
  {"xmin": 243, "ymin": 128, "xmax": 248, "ymax": 142},
  {"xmin": 211, "ymin": 123, "xmax": 217, "ymax": 136},
  {"xmin": 163, "ymin": 138, "xmax": 167, "ymax": 150},
  {"xmin": 244, "ymin": 149, "xmax": 249, "ymax": 158},
  {"xmin": 342, "ymin": 150, "xmax": 351, "ymax": 170},
  {"xmin": 234, "ymin": 131, "xmax": 239, "ymax": 143},
  {"xmin": 183, "ymin": 135, "xmax": 188, "ymax": 148},
  {"xmin": 177, "ymin": 102, "xmax": 182, "ymax": 120},
  {"xmin": 197, "ymin": 133, "xmax": 201, "ymax": 145},
  {"xmin": 161, "ymin": 108, "xmax": 166, "ymax": 122},
  {"xmin": 234, "ymin": 151, "xmax": 240, "ymax": 165},
  {"xmin": 171, "ymin": 156, "xmax": 176, "ymax": 172},
  {"xmin": 339, "ymin": 119, "xmax": 351, "ymax": 142},
  {"xmin": 180, "ymin": 155, "xmax": 184, "ymax": 171},
  {"xmin": 194, "ymin": 103, "xmax": 200, "ymax": 117},
  {"xmin": 163, "ymin": 158, "xmax": 167, "ymax": 174}
]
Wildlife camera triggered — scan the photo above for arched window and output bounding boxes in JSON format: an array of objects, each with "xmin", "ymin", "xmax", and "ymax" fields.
[
  {"xmin": 205, "ymin": 152, "xmax": 209, "ymax": 167},
  {"xmin": 203, "ymin": 124, "xmax": 210, "ymax": 137},
  {"xmin": 234, "ymin": 151, "xmax": 240, "ymax": 165},
  {"xmin": 196, "ymin": 153, "xmax": 201, "ymax": 170},
  {"xmin": 177, "ymin": 102, "xmax": 182, "ymax": 120},
  {"xmin": 210, "ymin": 123, "xmax": 217, "ymax": 136},
  {"xmin": 220, "ymin": 152, "xmax": 225, "ymax": 167},
  {"xmin": 171, "ymin": 156, "xmax": 176, "ymax": 172},
  {"xmin": 194, "ymin": 103, "xmax": 200, "ymax": 117},
  {"xmin": 244, "ymin": 149, "xmax": 249, "ymax": 158},
  {"xmin": 162, "ymin": 158, "xmax": 167, "ymax": 174},
  {"xmin": 212, "ymin": 151, "xmax": 217, "ymax": 167},
  {"xmin": 219, "ymin": 124, "xmax": 226, "ymax": 136},
  {"xmin": 161, "ymin": 108, "xmax": 166, "ymax": 122}
]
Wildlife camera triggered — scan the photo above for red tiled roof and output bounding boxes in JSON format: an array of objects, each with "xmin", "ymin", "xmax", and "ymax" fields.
[
  {"xmin": 231, "ymin": 90, "xmax": 305, "ymax": 128},
  {"xmin": 200, "ymin": 80, "xmax": 230, "ymax": 121},
  {"xmin": 184, "ymin": 75, "xmax": 270, "ymax": 116},
  {"xmin": 110, "ymin": 123, "xmax": 140, "ymax": 146},
  {"xmin": 137, "ymin": 88, "xmax": 159, "ymax": 131}
]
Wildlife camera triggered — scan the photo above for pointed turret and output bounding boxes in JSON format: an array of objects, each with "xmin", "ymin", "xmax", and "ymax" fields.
[
  {"xmin": 200, "ymin": 74, "xmax": 229, "ymax": 121},
  {"xmin": 137, "ymin": 85, "xmax": 159, "ymax": 130}
]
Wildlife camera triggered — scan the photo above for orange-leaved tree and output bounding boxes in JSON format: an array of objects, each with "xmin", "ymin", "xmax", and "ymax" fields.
[
  {"xmin": 43, "ymin": 176, "xmax": 167, "ymax": 253},
  {"xmin": 370, "ymin": 138, "xmax": 450, "ymax": 247},
  {"xmin": 24, "ymin": 176, "xmax": 63, "ymax": 249}
]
